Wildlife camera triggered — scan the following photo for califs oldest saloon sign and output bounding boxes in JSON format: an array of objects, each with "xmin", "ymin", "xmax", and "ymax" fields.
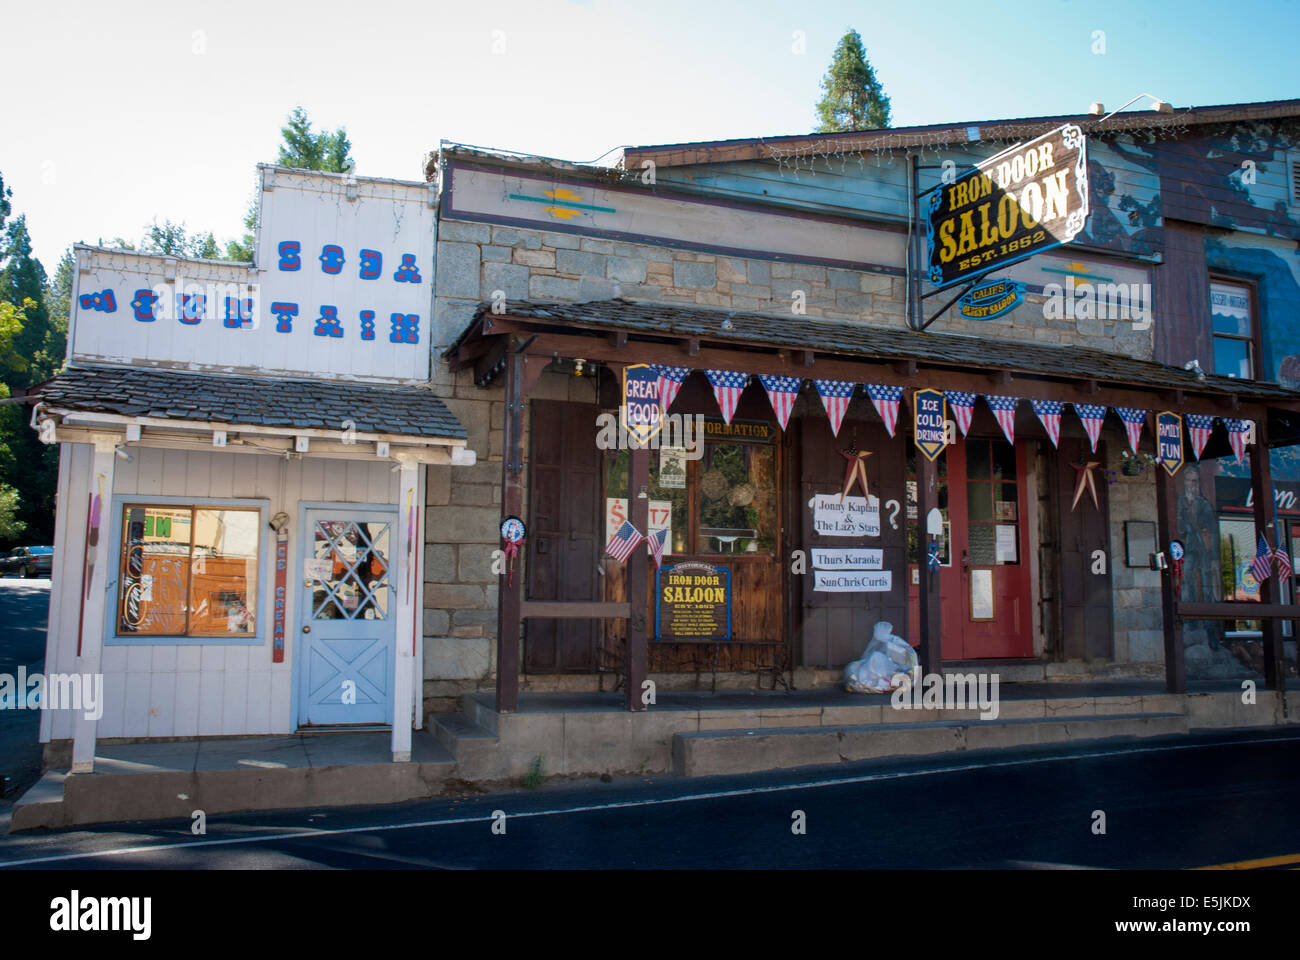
[
  {"xmin": 655, "ymin": 562, "xmax": 731, "ymax": 641},
  {"xmin": 926, "ymin": 124, "xmax": 1089, "ymax": 289}
]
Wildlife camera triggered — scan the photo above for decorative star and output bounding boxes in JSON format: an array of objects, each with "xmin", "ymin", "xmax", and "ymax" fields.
[
  {"xmin": 841, "ymin": 448, "xmax": 872, "ymax": 501},
  {"xmin": 1071, "ymin": 460, "xmax": 1101, "ymax": 511}
]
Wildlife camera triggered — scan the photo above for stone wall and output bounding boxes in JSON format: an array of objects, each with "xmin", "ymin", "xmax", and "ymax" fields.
[{"xmin": 1104, "ymin": 442, "xmax": 1165, "ymax": 667}]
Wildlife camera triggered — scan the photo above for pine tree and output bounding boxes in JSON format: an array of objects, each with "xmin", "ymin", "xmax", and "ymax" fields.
[
  {"xmin": 278, "ymin": 106, "xmax": 354, "ymax": 173},
  {"xmin": 815, "ymin": 29, "xmax": 892, "ymax": 132}
]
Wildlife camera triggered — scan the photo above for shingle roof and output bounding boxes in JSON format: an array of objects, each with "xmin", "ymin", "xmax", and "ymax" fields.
[
  {"xmin": 38, "ymin": 365, "xmax": 467, "ymax": 441},
  {"xmin": 449, "ymin": 297, "xmax": 1298, "ymax": 402}
]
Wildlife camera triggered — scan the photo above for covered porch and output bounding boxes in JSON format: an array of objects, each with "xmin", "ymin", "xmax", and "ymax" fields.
[{"xmin": 445, "ymin": 297, "xmax": 1300, "ymax": 712}]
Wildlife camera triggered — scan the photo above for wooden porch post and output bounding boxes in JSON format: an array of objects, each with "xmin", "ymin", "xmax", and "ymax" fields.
[
  {"xmin": 626, "ymin": 443, "xmax": 650, "ymax": 711},
  {"xmin": 916, "ymin": 451, "xmax": 942, "ymax": 675},
  {"xmin": 496, "ymin": 343, "xmax": 525, "ymax": 713},
  {"xmin": 1155, "ymin": 463, "xmax": 1186, "ymax": 694},
  {"xmin": 1248, "ymin": 419, "xmax": 1285, "ymax": 692}
]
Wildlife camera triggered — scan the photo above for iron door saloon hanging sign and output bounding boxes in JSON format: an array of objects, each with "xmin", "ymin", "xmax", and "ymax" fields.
[{"xmin": 926, "ymin": 124, "xmax": 1090, "ymax": 289}]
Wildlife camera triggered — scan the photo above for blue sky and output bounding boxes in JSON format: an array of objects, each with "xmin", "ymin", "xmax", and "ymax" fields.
[{"xmin": 2, "ymin": 0, "xmax": 1297, "ymax": 271}]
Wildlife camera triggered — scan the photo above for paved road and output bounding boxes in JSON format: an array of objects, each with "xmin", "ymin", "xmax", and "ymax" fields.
[
  {"xmin": 0, "ymin": 577, "xmax": 50, "ymax": 802},
  {"xmin": 0, "ymin": 727, "xmax": 1296, "ymax": 870}
]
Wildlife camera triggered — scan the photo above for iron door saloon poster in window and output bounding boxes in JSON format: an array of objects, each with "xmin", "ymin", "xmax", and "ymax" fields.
[
  {"xmin": 655, "ymin": 562, "xmax": 731, "ymax": 641},
  {"xmin": 926, "ymin": 124, "xmax": 1089, "ymax": 289}
]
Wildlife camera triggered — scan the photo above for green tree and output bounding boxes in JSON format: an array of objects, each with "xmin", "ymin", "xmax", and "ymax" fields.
[
  {"xmin": 278, "ymin": 106, "xmax": 354, "ymax": 173},
  {"xmin": 814, "ymin": 29, "xmax": 892, "ymax": 133},
  {"xmin": 0, "ymin": 484, "xmax": 26, "ymax": 542},
  {"xmin": 141, "ymin": 219, "xmax": 218, "ymax": 259},
  {"xmin": 33, "ymin": 249, "xmax": 72, "ymax": 383}
]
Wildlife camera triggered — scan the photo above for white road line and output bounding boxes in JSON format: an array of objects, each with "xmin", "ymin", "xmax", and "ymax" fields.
[{"xmin": 1, "ymin": 732, "xmax": 1297, "ymax": 868}]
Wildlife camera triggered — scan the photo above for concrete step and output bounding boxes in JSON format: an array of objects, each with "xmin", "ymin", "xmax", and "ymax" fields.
[
  {"xmin": 671, "ymin": 712, "xmax": 1190, "ymax": 777},
  {"xmin": 430, "ymin": 712, "xmax": 499, "ymax": 778}
]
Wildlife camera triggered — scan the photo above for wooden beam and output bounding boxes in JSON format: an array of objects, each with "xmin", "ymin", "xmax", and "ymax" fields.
[
  {"xmin": 1177, "ymin": 602, "xmax": 1300, "ymax": 620},
  {"xmin": 520, "ymin": 601, "xmax": 631, "ymax": 619},
  {"xmin": 797, "ymin": 350, "xmax": 815, "ymax": 368},
  {"xmin": 626, "ymin": 446, "xmax": 650, "ymax": 711},
  {"xmin": 917, "ymin": 452, "xmax": 942, "ymax": 674},
  {"xmin": 1155, "ymin": 466, "xmax": 1186, "ymax": 693},
  {"xmin": 895, "ymin": 359, "xmax": 918, "ymax": 378},
  {"xmin": 1249, "ymin": 417, "xmax": 1285, "ymax": 693},
  {"xmin": 609, "ymin": 331, "xmax": 628, "ymax": 350},
  {"xmin": 684, "ymin": 338, "xmax": 701, "ymax": 357},
  {"xmin": 495, "ymin": 342, "xmax": 525, "ymax": 713}
]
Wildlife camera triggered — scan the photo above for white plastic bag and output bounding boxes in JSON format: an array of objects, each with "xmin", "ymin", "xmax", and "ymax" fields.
[{"xmin": 844, "ymin": 620, "xmax": 919, "ymax": 693}]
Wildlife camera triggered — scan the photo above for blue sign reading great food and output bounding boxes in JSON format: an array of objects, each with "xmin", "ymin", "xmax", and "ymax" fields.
[{"xmin": 622, "ymin": 363, "xmax": 662, "ymax": 444}]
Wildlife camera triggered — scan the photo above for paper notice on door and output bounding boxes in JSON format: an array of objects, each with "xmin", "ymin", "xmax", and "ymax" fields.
[
  {"xmin": 304, "ymin": 557, "xmax": 332, "ymax": 582},
  {"xmin": 809, "ymin": 494, "xmax": 880, "ymax": 537},
  {"xmin": 810, "ymin": 548, "xmax": 883, "ymax": 570},
  {"xmin": 996, "ymin": 524, "xmax": 1018, "ymax": 563},
  {"xmin": 814, "ymin": 570, "xmax": 892, "ymax": 592}
]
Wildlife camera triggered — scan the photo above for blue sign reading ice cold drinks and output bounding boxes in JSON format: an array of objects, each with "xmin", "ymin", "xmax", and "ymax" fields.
[{"xmin": 914, "ymin": 388, "xmax": 947, "ymax": 461}]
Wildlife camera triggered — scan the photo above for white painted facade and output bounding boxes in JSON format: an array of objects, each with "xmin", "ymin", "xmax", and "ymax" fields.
[{"xmin": 38, "ymin": 166, "xmax": 469, "ymax": 768}]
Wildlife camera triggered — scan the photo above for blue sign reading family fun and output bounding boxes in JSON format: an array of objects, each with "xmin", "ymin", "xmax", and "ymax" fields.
[{"xmin": 1157, "ymin": 411, "xmax": 1185, "ymax": 476}]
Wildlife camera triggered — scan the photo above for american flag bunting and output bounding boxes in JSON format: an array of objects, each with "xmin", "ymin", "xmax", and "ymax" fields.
[
  {"xmin": 1114, "ymin": 407, "xmax": 1148, "ymax": 456},
  {"xmin": 604, "ymin": 520, "xmax": 644, "ymax": 564},
  {"xmin": 1074, "ymin": 403, "xmax": 1107, "ymax": 453},
  {"xmin": 705, "ymin": 369, "xmax": 749, "ymax": 425},
  {"xmin": 1224, "ymin": 418, "xmax": 1252, "ymax": 463},
  {"xmin": 866, "ymin": 383, "xmax": 904, "ymax": 437},
  {"xmin": 984, "ymin": 394, "xmax": 1020, "ymax": 445},
  {"xmin": 945, "ymin": 391, "xmax": 977, "ymax": 436},
  {"xmin": 655, "ymin": 365, "xmax": 691, "ymax": 414},
  {"xmin": 1031, "ymin": 399, "xmax": 1065, "ymax": 448},
  {"xmin": 759, "ymin": 375, "xmax": 802, "ymax": 430},
  {"xmin": 1185, "ymin": 413, "xmax": 1215, "ymax": 461},
  {"xmin": 814, "ymin": 379, "xmax": 856, "ymax": 437}
]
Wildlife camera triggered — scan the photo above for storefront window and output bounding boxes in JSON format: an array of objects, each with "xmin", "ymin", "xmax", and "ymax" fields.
[
  {"xmin": 1210, "ymin": 280, "xmax": 1256, "ymax": 380},
  {"xmin": 603, "ymin": 431, "xmax": 777, "ymax": 557},
  {"xmin": 967, "ymin": 439, "xmax": 1020, "ymax": 565},
  {"xmin": 118, "ymin": 505, "xmax": 260, "ymax": 637}
]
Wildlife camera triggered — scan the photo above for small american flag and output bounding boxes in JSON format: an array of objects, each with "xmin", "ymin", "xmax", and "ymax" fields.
[
  {"xmin": 814, "ymin": 379, "xmax": 855, "ymax": 437},
  {"xmin": 985, "ymin": 394, "xmax": 1020, "ymax": 445},
  {"xmin": 866, "ymin": 383, "xmax": 904, "ymax": 437},
  {"xmin": 759, "ymin": 375, "xmax": 801, "ymax": 430},
  {"xmin": 705, "ymin": 369, "xmax": 748, "ymax": 425},
  {"xmin": 605, "ymin": 520, "xmax": 644, "ymax": 564},
  {"xmin": 1224, "ymin": 418, "xmax": 1252, "ymax": 464},
  {"xmin": 1274, "ymin": 541, "xmax": 1293, "ymax": 581},
  {"xmin": 1031, "ymin": 399, "xmax": 1065, "ymax": 448},
  {"xmin": 1185, "ymin": 413, "xmax": 1215, "ymax": 461},
  {"xmin": 647, "ymin": 527, "xmax": 669, "ymax": 569},
  {"xmin": 1251, "ymin": 533, "xmax": 1273, "ymax": 584},
  {"xmin": 1114, "ymin": 407, "xmax": 1148, "ymax": 456},
  {"xmin": 945, "ymin": 391, "xmax": 977, "ymax": 436},
  {"xmin": 1074, "ymin": 403, "xmax": 1107, "ymax": 453}
]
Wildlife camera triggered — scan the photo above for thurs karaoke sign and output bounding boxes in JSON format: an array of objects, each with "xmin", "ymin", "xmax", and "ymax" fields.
[{"xmin": 926, "ymin": 124, "xmax": 1089, "ymax": 289}]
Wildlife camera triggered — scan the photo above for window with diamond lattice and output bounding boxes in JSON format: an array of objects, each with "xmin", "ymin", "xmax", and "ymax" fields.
[{"xmin": 308, "ymin": 520, "xmax": 391, "ymax": 621}]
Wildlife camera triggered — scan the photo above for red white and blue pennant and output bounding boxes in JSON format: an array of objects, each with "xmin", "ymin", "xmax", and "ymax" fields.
[
  {"xmin": 1031, "ymin": 399, "xmax": 1065, "ymax": 448},
  {"xmin": 814, "ymin": 379, "xmax": 855, "ymax": 437},
  {"xmin": 866, "ymin": 383, "xmax": 904, "ymax": 437},
  {"xmin": 705, "ymin": 369, "xmax": 749, "ymax": 425},
  {"xmin": 1074, "ymin": 403, "xmax": 1107, "ymax": 452},
  {"xmin": 759, "ymin": 375, "xmax": 802, "ymax": 431}
]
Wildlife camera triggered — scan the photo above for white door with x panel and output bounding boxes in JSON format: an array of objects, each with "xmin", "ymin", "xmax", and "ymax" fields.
[{"xmin": 297, "ymin": 509, "xmax": 397, "ymax": 727}]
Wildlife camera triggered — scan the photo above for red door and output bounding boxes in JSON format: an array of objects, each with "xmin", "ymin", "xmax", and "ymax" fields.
[{"xmin": 909, "ymin": 437, "xmax": 1033, "ymax": 659}]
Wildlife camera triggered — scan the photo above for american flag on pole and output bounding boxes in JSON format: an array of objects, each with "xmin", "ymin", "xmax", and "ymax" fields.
[
  {"xmin": 945, "ymin": 391, "xmax": 977, "ymax": 436},
  {"xmin": 866, "ymin": 383, "xmax": 904, "ymax": 437},
  {"xmin": 604, "ymin": 520, "xmax": 644, "ymax": 564},
  {"xmin": 1031, "ymin": 399, "xmax": 1065, "ymax": 448},
  {"xmin": 1251, "ymin": 533, "xmax": 1273, "ymax": 584},
  {"xmin": 655, "ymin": 365, "xmax": 691, "ymax": 414},
  {"xmin": 1074, "ymin": 403, "xmax": 1107, "ymax": 453},
  {"xmin": 1114, "ymin": 407, "xmax": 1148, "ymax": 456},
  {"xmin": 814, "ymin": 379, "xmax": 856, "ymax": 437},
  {"xmin": 1274, "ymin": 541, "xmax": 1293, "ymax": 581},
  {"xmin": 1224, "ymin": 418, "xmax": 1252, "ymax": 463},
  {"xmin": 705, "ymin": 369, "xmax": 748, "ymax": 425},
  {"xmin": 646, "ymin": 527, "xmax": 668, "ymax": 570},
  {"xmin": 759, "ymin": 375, "xmax": 802, "ymax": 430},
  {"xmin": 984, "ymin": 395, "xmax": 1020, "ymax": 445},
  {"xmin": 1185, "ymin": 413, "xmax": 1215, "ymax": 461}
]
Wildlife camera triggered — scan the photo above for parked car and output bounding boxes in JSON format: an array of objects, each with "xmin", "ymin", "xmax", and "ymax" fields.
[{"xmin": 1, "ymin": 546, "xmax": 53, "ymax": 578}]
